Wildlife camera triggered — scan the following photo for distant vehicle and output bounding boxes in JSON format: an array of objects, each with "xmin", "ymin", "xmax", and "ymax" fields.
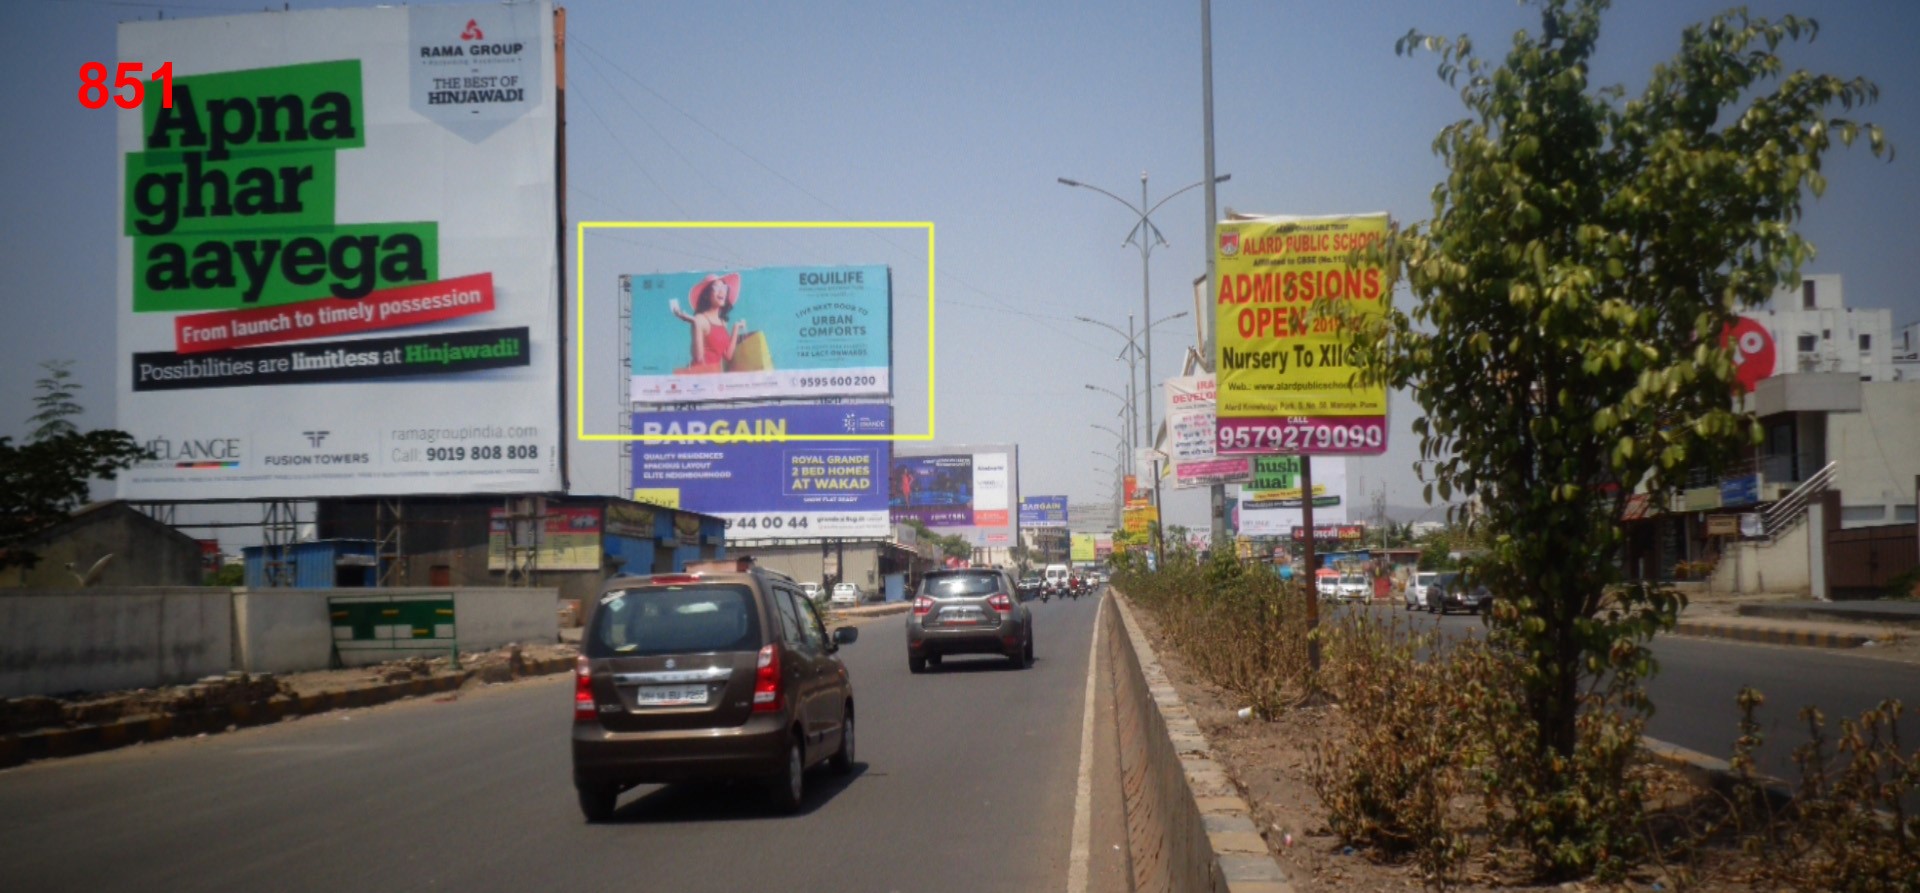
[
  {"xmin": 1042, "ymin": 564, "xmax": 1070, "ymax": 589},
  {"xmin": 1434, "ymin": 574, "xmax": 1492, "ymax": 615},
  {"xmin": 571, "ymin": 566, "xmax": 859, "ymax": 820},
  {"xmin": 907, "ymin": 567, "xmax": 1033, "ymax": 673},
  {"xmin": 1017, "ymin": 575, "xmax": 1043, "ymax": 600},
  {"xmin": 830, "ymin": 583, "xmax": 861, "ymax": 608},
  {"xmin": 1404, "ymin": 572, "xmax": 1439, "ymax": 611},
  {"xmin": 1336, "ymin": 573, "xmax": 1370, "ymax": 603},
  {"xmin": 801, "ymin": 582, "xmax": 822, "ymax": 603},
  {"xmin": 1316, "ymin": 573, "xmax": 1341, "ymax": 599}
]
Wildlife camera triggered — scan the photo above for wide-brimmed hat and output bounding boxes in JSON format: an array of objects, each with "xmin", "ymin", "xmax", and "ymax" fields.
[{"xmin": 689, "ymin": 272, "xmax": 741, "ymax": 310}]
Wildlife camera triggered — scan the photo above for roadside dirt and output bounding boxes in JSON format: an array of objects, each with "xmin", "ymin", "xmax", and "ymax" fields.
[
  {"xmin": 1129, "ymin": 605, "xmax": 1766, "ymax": 892},
  {"xmin": 2, "ymin": 640, "xmax": 578, "ymax": 736}
]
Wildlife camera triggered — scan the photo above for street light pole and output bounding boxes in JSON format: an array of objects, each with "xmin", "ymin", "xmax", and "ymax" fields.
[
  {"xmin": 1060, "ymin": 172, "xmax": 1228, "ymax": 557},
  {"xmin": 1075, "ymin": 310, "xmax": 1189, "ymax": 475}
]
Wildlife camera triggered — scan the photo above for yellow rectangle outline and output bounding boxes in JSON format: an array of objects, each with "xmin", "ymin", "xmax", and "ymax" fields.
[{"xmin": 575, "ymin": 221, "xmax": 935, "ymax": 443}]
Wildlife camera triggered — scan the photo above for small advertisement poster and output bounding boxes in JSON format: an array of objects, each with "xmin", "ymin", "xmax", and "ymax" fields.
[
  {"xmin": 1019, "ymin": 495, "xmax": 1069, "ymax": 528},
  {"xmin": 116, "ymin": 3, "xmax": 563, "ymax": 500},
  {"xmin": 1213, "ymin": 213, "xmax": 1390, "ymax": 456},
  {"xmin": 486, "ymin": 505, "xmax": 600, "ymax": 571},
  {"xmin": 1237, "ymin": 457, "xmax": 1348, "ymax": 535},
  {"xmin": 632, "ymin": 404, "xmax": 892, "ymax": 539},
  {"xmin": 1164, "ymin": 374, "xmax": 1251, "ymax": 488},
  {"xmin": 1071, "ymin": 533, "xmax": 1097, "ymax": 562},
  {"xmin": 628, "ymin": 265, "xmax": 892, "ymax": 404},
  {"xmin": 890, "ymin": 445, "xmax": 1017, "ymax": 546}
]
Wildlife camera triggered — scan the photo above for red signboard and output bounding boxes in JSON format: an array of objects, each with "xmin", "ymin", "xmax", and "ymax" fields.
[{"xmin": 1721, "ymin": 317, "xmax": 1775, "ymax": 393}]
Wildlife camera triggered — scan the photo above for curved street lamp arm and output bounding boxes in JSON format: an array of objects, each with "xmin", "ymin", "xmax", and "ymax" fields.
[{"xmin": 1058, "ymin": 178, "xmax": 1144, "ymax": 218}]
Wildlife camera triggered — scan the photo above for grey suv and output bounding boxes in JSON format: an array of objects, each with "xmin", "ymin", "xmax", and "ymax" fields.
[
  {"xmin": 571, "ymin": 566, "xmax": 857, "ymax": 820},
  {"xmin": 905, "ymin": 568, "xmax": 1033, "ymax": 672}
]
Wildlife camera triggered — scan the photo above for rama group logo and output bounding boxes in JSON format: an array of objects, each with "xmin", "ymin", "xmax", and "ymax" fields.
[{"xmin": 461, "ymin": 19, "xmax": 484, "ymax": 40}]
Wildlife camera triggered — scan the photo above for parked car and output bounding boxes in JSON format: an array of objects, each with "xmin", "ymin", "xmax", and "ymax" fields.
[
  {"xmin": 1405, "ymin": 572, "xmax": 1439, "ymax": 611},
  {"xmin": 830, "ymin": 583, "xmax": 861, "ymax": 608},
  {"xmin": 571, "ymin": 566, "xmax": 859, "ymax": 821},
  {"xmin": 801, "ymin": 582, "xmax": 822, "ymax": 604},
  {"xmin": 1435, "ymin": 574, "xmax": 1492, "ymax": 615},
  {"xmin": 1316, "ymin": 573, "xmax": 1341, "ymax": 600},
  {"xmin": 1336, "ymin": 573, "xmax": 1370, "ymax": 603},
  {"xmin": 906, "ymin": 567, "xmax": 1033, "ymax": 673}
]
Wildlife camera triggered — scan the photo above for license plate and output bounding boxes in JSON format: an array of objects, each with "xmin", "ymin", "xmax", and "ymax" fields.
[
  {"xmin": 635, "ymin": 684, "xmax": 708, "ymax": 706},
  {"xmin": 941, "ymin": 610, "xmax": 982, "ymax": 625}
]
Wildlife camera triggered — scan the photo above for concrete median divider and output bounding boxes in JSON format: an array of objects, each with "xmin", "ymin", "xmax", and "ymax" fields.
[{"xmin": 1106, "ymin": 592, "xmax": 1293, "ymax": 893}]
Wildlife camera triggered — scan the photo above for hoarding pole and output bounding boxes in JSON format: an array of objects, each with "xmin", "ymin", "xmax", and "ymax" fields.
[
  {"xmin": 553, "ymin": 6, "xmax": 571, "ymax": 492},
  {"xmin": 1301, "ymin": 455, "xmax": 1320, "ymax": 673},
  {"xmin": 1200, "ymin": 0, "xmax": 1229, "ymax": 553}
]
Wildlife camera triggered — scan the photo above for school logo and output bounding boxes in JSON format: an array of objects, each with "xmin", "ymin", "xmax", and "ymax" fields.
[{"xmin": 1219, "ymin": 230, "xmax": 1240, "ymax": 257}]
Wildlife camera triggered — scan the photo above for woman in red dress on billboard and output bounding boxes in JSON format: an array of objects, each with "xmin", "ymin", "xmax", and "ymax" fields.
[{"xmin": 668, "ymin": 273, "xmax": 747, "ymax": 372}]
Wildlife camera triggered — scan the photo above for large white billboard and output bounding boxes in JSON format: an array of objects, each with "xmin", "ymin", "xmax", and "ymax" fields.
[{"xmin": 116, "ymin": 3, "xmax": 562, "ymax": 499}]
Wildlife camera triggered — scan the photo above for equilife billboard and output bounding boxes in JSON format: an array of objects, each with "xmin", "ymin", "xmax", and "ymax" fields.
[
  {"xmin": 115, "ymin": 3, "xmax": 562, "ymax": 499},
  {"xmin": 632, "ymin": 405, "xmax": 893, "ymax": 539},
  {"xmin": 628, "ymin": 265, "xmax": 892, "ymax": 404},
  {"xmin": 890, "ymin": 445, "xmax": 1018, "ymax": 547}
]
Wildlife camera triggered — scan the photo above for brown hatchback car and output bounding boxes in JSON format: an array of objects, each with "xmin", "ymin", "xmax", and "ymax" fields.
[{"xmin": 570, "ymin": 565, "xmax": 858, "ymax": 821}]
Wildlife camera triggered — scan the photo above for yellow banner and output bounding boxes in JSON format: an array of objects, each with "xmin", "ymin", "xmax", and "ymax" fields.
[
  {"xmin": 1123, "ymin": 504, "xmax": 1159, "ymax": 534},
  {"xmin": 630, "ymin": 488, "xmax": 681, "ymax": 509},
  {"xmin": 1214, "ymin": 213, "xmax": 1390, "ymax": 417},
  {"xmin": 1070, "ymin": 533, "xmax": 1096, "ymax": 562}
]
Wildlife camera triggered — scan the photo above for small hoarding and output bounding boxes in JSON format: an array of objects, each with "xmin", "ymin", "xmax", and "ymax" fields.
[
  {"xmin": 890, "ymin": 445, "xmax": 1018, "ymax": 547},
  {"xmin": 1019, "ymin": 495, "xmax": 1069, "ymax": 529}
]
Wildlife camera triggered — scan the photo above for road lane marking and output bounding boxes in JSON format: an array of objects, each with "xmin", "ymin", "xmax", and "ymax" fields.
[{"xmin": 1066, "ymin": 594, "xmax": 1105, "ymax": 893}]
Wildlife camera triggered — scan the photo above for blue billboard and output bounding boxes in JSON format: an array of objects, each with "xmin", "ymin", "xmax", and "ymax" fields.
[
  {"xmin": 1019, "ymin": 495, "xmax": 1068, "ymax": 528},
  {"xmin": 632, "ymin": 404, "xmax": 892, "ymax": 539},
  {"xmin": 628, "ymin": 264, "xmax": 892, "ymax": 404}
]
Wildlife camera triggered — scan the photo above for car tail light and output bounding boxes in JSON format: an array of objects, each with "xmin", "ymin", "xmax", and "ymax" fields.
[
  {"xmin": 912, "ymin": 596, "xmax": 934, "ymax": 615},
  {"xmin": 752, "ymin": 644, "xmax": 782, "ymax": 713},
  {"xmin": 988, "ymin": 593, "xmax": 1012, "ymax": 614},
  {"xmin": 573, "ymin": 655, "xmax": 596, "ymax": 723}
]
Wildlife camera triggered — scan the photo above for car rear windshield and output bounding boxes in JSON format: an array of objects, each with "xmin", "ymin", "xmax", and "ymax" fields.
[
  {"xmin": 586, "ymin": 585, "xmax": 761, "ymax": 658},
  {"xmin": 921, "ymin": 572, "xmax": 1002, "ymax": 599}
]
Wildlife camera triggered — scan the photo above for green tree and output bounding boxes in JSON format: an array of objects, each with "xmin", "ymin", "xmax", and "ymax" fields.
[
  {"xmin": 28, "ymin": 360, "xmax": 83, "ymax": 442},
  {"xmin": 2, "ymin": 431, "xmax": 153, "ymax": 570},
  {"xmin": 1355, "ymin": 0, "xmax": 1887, "ymax": 877}
]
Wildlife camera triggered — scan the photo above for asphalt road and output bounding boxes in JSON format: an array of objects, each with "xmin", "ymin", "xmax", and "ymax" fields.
[
  {"xmin": 1383, "ymin": 603, "xmax": 1920, "ymax": 781},
  {"xmin": 0, "ymin": 595, "xmax": 1119, "ymax": 893}
]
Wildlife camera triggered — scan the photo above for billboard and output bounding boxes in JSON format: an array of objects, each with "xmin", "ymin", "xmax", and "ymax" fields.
[
  {"xmin": 487, "ymin": 505, "xmax": 600, "ymax": 572},
  {"xmin": 1214, "ymin": 213, "xmax": 1390, "ymax": 456},
  {"xmin": 1164, "ymin": 374, "xmax": 1251, "ymax": 488},
  {"xmin": 1071, "ymin": 533, "xmax": 1097, "ymax": 562},
  {"xmin": 1237, "ymin": 457, "xmax": 1348, "ymax": 536},
  {"xmin": 632, "ymin": 405, "xmax": 892, "ymax": 539},
  {"xmin": 116, "ymin": 3, "xmax": 562, "ymax": 500},
  {"xmin": 890, "ymin": 445, "xmax": 1018, "ymax": 547},
  {"xmin": 1019, "ymin": 495, "xmax": 1069, "ymax": 528},
  {"xmin": 628, "ymin": 265, "xmax": 891, "ymax": 404}
]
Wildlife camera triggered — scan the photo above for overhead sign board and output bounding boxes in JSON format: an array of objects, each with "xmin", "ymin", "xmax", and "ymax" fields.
[
  {"xmin": 116, "ymin": 3, "xmax": 563, "ymax": 500},
  {"xmin": 628, "ymin": 264, "xmax": 891, "ymax": 404},
  {"xmin": 1214, "ymin": 212, "xmax": 1390, "ymax": 456},
  {"xmin": 632, "ymin": 404, "xmax": 893, "ymax": 539}
]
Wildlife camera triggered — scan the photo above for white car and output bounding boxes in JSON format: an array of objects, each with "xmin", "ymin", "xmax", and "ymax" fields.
[
  {"xmin": 1316, "ymin": 575, "xmax": 1340, "ymax": 599},
  {"xmin": 830, "ymin": 583, "xmax": 861, "ymax": 608},
  {"xmin": 1405, "ymin": 572, "xmax": 1438, "ymax": 611},
  {"xmin": 1336, "ymin": 573, "xmax": 1370, "ymax": 603},
  {"xmin": 801, "ymin": 582, "xmax": 822, "ymax": 603}
]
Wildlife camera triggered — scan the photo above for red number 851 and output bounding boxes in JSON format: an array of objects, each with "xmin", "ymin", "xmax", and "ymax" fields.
[{"xmin": 78, "ymin": 61, "xmax": 173, "ymax": 109}]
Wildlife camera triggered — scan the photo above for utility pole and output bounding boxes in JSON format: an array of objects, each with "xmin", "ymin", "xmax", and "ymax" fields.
[{"xmin": 1200, "ymin": 0, "xmax": 1228, "ymax": 551}]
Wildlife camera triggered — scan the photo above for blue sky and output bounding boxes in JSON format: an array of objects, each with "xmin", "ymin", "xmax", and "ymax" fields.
[{"xmin": 3, "ymin": 0, "xmax": 1915, "ymax": 543}]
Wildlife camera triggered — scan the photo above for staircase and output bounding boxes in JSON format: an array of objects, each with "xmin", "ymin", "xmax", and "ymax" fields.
[{"xmin": 1759, "ymin": 461, "xmax": 1837, "ymax": 541}]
